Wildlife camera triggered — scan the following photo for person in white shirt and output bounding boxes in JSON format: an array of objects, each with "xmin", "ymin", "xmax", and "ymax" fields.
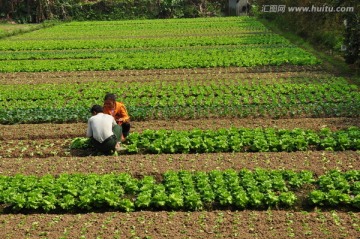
[{"xmin": 86, "ymin": 105, "xmax": 122, "ymax": 155}]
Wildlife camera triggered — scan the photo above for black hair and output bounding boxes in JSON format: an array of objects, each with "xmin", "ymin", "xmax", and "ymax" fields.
[
  {"xmin": 90, "ymin": 105, "xmax": 103, "ymax": 113},
  {"xmin": 104, "ymin": 93, "xmax": 116, "ymax": 101}
]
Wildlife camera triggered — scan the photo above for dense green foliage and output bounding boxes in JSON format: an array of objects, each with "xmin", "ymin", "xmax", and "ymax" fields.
[
  {"xmin": 0, "ymin": 46, "xmax": 319, "ymax": 72},
  {"xmin": 70, "ymin": 137, "xmax": 91, "ymax": 149},
  {"xmin": 71, "ymin": 127, "xmax": 360, "ymax": 153},
  {"xmin": 257, "ymin": 0, "xmax": 360, "ymax": 67},
  {"xmin": 2, "ymin": 0, "xmax": 358, "ymax": 67},
  {"xmin": 0, "ymin": 169, "xmax": 358, "ymax": 212},
  {"xmin": 309, "ymin": 170, "xmax": 360, "ymax": 207},
  {"xmin": 2, "ymin": 101, "xmax": 359, "ymax": 124},
  {"xmin": 344, "ymin": 11, "xmax": 360, "ymax": 64},
  {"xmin": 0, "ymin": 18, "xmax": 350, "ymax": 125},
  {"xmin": 1, "ymin": 77, "xmax": 357, "ymax": 109},
  {"xmin": 0, "ymin": 17, "xmax": 320, "ymax": 73},
  {"xmin": 0, "ymin": 0, "xmax": 225, "ymax": 23},
  {"xmin": 1, "ymin": 76, "xmax": 359, "ymax": 124}
]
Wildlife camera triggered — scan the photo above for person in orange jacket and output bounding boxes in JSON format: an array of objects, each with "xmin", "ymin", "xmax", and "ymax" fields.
[{"xmin": 103, "ymin": 93, "xmax": 130, "ymax": 142}]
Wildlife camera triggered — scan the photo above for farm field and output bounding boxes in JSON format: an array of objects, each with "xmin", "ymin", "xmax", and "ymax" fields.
[{"xmin": 0, "ymin": 17, "xmax": 359, "ymax": 238}]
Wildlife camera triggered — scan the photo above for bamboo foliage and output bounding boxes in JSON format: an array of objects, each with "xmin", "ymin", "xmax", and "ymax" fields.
[
  {"xmin": 0, "ymin": 0, "xmax": 225, "ymax": 22},
  {"xmin": 256, "ymin": 0, "xmax": 360, "ymax": 66},
  {"xmin": 0, "ymin": 0, "xmax": 87, "ymax": 21},
  {"xmin": 37, "ymin": 0, "xmax": 53, "ymax": 22}
]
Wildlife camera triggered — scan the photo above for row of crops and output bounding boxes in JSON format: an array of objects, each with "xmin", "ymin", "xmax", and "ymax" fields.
[
  {"xmin": 2, "ymin": 77, "xmax": 357, "ymax": 105},
  {"xmin": 0, "ymin": 35, "xmax": 291, "ymax": 51},
  {"xmin": 1, "ymin": 76, "xmax": 359, "ymax": 124},
  {"xmin": 0, "ymin": 17, "xmax": 320, "ymax": 72},
  {"xmin": 0, "ymin": 47, "xmax": 319, "ymax": 72},
  {"xmin": 1, "ymin": 169, "xmax": 359, "ymax": 212},
  {"xmin": 71, "ymin": 127, "xmax": 360, "ymax": 153},
  {"xmin": 7, "ymin": 17, "xmax": 271, "ymax": 40}
]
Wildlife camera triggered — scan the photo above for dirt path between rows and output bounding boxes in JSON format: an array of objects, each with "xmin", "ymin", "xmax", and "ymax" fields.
[
  {"xmin": 0, "ymin": 65, "xmax": 326, "ymax": 84},
  {"xmin": 1, "ymin": 151, "xmax": 358, "ymax": 177},
  {"xmin": 1, "ymin": 210, "xmax": 359, "ymax": 239}
]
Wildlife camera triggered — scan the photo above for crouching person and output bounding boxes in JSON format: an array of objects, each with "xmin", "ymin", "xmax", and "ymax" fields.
[{"xmin": 86, "ymin": 105, "xmax": 122, "ymax": 155}]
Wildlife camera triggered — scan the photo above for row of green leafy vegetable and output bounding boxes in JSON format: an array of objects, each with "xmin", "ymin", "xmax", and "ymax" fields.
[
  {"xmin": 1, "ymin": 79, "xmax": 357, "ymax": 109},
  {"xmin": 0, "ymin": 46, "xmax": 320, "ymax": 73},
  {"xmin": 0, "ymin": 34, "xmax": 290, "ymax": 52},
  {"xmin": 1, "ymin": 77, "xmax": 358, "ymax": 124},
  {"xmin": 1, "ymin": 75, "xmax": 359, "ymax": 123},
  {"xmin": 6, "ymin": 17, "xmax": 269, "ymax": 42},
  {"xmin": 1, "ymin": 101, "xmax": 359, "ymax": 124},
  {"xmin": 71, "ymin": 127, "xmax": 360, "ymax": 153},
  {"xmin": 0, "ymin": 169, "xmax": 358, "ymax": 212}
]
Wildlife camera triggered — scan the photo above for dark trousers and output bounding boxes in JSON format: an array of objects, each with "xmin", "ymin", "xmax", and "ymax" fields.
[
  {"xmin": 122, "ymin": 122, "xmax": 131, "ymax": 138},
  {"xmin": 91, "ymin": 125, "xmax": 122, "ymax": 155},
  {"xmin": 91, "ymin": 135, "xmax": 117, "ymax": 155}
]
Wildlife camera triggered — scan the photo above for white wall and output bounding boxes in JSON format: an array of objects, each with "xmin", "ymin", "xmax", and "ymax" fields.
[{"xmin": 236, "ymin": 0, "xmax": 249, "ymax": 16}]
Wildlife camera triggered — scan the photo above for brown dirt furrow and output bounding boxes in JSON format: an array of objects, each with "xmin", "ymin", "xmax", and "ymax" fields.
[
  {"xmin": 0, "ymin": 71, "xmax": 331, "ymax": 85},
  {"xmin": 0, "ymin": 151, "xmax": 358, "ymax": 177},
  {"xmin": 1, "ymin": 118, "xmax": 359, "ymax": 140},
  {"xmin": 0, "ymin": 66, "xmax": 326, "ymax": 85},
  {"xmin": 0, "ymin": 123, "xmax": 86, "ymax": 140},
  {"xmin": 0, "ymin": 210, "xmax": 359, "ymax": 239},
  {"xmin": 131, "ymin": 117, "xmax": 360, "ymax": 133}
]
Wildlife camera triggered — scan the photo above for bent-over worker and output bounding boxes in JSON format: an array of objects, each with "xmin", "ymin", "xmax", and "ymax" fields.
[{"xmin": 86, "ymin": 104, "xmax": 122, "ymax": 155}]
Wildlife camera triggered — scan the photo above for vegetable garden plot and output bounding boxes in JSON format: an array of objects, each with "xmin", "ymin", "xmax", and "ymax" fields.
[
  {"xmin": 2, "ymin": 126, "xmax": 359, "ymax": 159},
  {"xmin": 0, "ymin": 169, "xmax": 359, "ymax": 212},
  {"xmin": 0, "ymin": 76, "xmax": 359, "ymax": 124},
  {"xmin": 0, "ymin": 46, "xmax": 320, "ymax": 72},
  {"xmin": 0, "ymin": 16, "xmax": 359, "ymax": 238},
  {"xmin": 2, "ymin": 77, "xmax": 356, "ymax": 108},
  {"xmin": 6, "ymin": 17, "xmax": 270, "ymax": 41},
  {"xmin": 0, "ymin": 17, "xmax": 320, "ymax": 72},
  {"xmin": 1, "ymin": 101, "xmax": 358, "ymax": 124},
  {"xmin": 0, "ymin": 34, "xmax": 291, "ymax": 52},
  {"xmin": 70, "ymin": 127, "xmax": 360, "ymax": 154}
]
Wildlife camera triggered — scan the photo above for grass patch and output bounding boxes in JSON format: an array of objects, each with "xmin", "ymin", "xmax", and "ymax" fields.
[{"xmin": 0, "ymin": 20, "xmax": 60, "ymax": 39}]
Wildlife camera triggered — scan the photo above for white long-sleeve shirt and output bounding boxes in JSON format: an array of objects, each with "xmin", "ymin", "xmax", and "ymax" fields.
[{"xmin": 86, "ymin": 113, "xmax": 117, "ymax": 143}]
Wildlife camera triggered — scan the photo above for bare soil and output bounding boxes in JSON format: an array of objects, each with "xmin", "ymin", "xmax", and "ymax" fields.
[
  {"xmin": 1, "ymin": 210, "xmax": 359, "ymax": 239},
  {"xmin": 0, "ymin": 65, "xmax": 326, "ymax": 85},
  {"xmin": 0, "ymin": 151, "xmax": 358, "ymax": 177}
]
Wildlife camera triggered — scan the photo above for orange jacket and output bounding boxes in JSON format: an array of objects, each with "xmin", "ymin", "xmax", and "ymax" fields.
[{"xmin": 103, "ymin": 102, "xmax": 130, "ymax": 124}]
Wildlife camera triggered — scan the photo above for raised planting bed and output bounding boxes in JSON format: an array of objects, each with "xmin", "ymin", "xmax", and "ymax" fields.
[
  {"xmin": 1, "ymin": 169, "xmax": 359, "ymax": 213},
  {"xmin": 71, "ymin": 127, "xmax": 360, "ymax": 154}
]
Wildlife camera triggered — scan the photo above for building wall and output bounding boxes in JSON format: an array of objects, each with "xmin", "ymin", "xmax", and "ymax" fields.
[{"xmin": 228, "ymin": 0, "xmax": 249, "ymax": 16}]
